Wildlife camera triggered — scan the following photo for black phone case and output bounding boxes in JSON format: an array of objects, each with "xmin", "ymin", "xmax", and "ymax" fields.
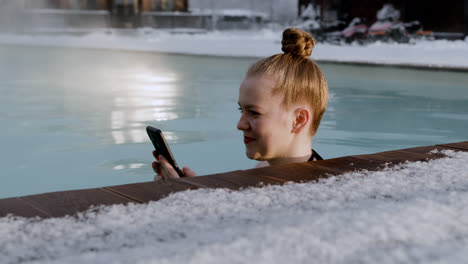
[{"xmin": 146, "ymin": 126, "xmax": 184, "ymax": 177}]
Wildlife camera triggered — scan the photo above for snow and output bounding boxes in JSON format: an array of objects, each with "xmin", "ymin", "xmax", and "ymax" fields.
[
  {"xmin": 300, "ymin": 4, "xmax": 319, "ymax": 19},
  {"xmin": 376, "ymin": 4, "xmax": 400, "ymax": 21},
  {"xmin": 1, "ymin": 28, "xmax": 467, "ymax": 69},
  {"xmin": 1, "ymin": 150, "xmax": 468, "ymax": 263}
]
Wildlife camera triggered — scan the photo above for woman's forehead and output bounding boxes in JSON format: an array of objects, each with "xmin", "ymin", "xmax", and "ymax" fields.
[
  {"xmin": 238, "ymin": 77, "xmax": 284, "ymax": 110},
  {"xmin": 239, "ymin": 76, "xmax": 276, "ymax": 97}
]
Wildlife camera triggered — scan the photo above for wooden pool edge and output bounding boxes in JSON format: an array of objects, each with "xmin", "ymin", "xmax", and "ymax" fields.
[{"xmin": 1, "ymin": 141, "xmax": 467, "ymax": 219}]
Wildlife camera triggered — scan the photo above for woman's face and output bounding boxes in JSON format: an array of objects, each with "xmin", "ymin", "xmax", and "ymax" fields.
[{"xmin": 237, "ymin": 75, "xmax": 296, "ymax": 161}]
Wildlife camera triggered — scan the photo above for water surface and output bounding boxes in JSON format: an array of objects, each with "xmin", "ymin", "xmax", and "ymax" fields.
[{"xmin": 0, "ymin": 45, "xmax": 467, "ymax": 198}]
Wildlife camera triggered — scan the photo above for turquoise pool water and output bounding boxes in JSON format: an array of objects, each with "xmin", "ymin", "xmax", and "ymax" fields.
[{"xmin": 1, "ymin": 45, "xmax": 467, "ymax": 198}]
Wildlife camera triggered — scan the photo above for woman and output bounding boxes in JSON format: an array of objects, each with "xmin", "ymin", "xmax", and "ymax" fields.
[{"xmin": 153, "ymin": 28, "xmax": 328, "ymax": 180}]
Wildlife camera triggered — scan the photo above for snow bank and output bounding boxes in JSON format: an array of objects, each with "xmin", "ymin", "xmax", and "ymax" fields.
[
  {"xmin": 1, "ymin": 29, "xmax": 467, "ymax": 69},
  {"xmin": 1, "ymin": 150, "xmax": 468, "ymax": 263}
]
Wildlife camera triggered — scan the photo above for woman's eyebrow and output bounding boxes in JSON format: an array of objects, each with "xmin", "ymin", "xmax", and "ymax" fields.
[{"xmin": 238, "ymin": 103, "xmax": 260, "ymax": 109}]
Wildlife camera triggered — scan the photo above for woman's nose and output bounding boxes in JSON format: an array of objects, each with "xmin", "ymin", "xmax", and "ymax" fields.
[{"xmin": 237, "ymin": 114, "xmax": 249, "ymax": 131}]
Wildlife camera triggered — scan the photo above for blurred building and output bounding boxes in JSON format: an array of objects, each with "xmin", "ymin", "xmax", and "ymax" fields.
[
  {"xmin": 300, "ymin": 0, "xmax": 468, "ymax": 36},
  {"xmin": 189, "ymin": 0, "xmax": 297, "ymax": 23},
  {"xmin": 16, "ymin": 0, "xmax": 291, "ymax": 29},
  {"xmin": 22, "ymin": 0, "xmax": 109, "ymax": 9},
  {"xmin": 21, "ymin": 0, "xmax": 188, "ymax": 12},
  {"xmin": 8, "ymin": 0, "xmax": 468, "ymax": 35},
  {"xmin": 14, "ymin": 0, "xmax": 189, "ymax": 28}
]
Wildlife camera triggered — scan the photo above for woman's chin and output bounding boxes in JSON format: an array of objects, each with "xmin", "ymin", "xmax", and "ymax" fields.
[
  {"xmin": 246, "ymin": 149, "xmax": 267, "ymax": 161},
  {"xmin": 245, "ymin": 150, "xmax": 260, "ymax": 160}
]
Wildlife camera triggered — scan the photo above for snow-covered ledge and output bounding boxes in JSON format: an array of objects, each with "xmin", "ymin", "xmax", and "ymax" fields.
[
  {"xmin": 1, "ymin": 141, "xmax": 468, "ymax": 263},
  {"xmin": 0, "ymin": 29, "xmax": 467, "ymax": 70}
]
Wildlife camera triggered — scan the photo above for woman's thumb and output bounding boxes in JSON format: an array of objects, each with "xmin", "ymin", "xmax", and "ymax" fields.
[{"xmin": 182, "ymin": 167, "xmax": 197, "ymax": 177}]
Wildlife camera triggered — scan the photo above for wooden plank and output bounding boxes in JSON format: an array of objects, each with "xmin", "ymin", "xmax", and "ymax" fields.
[
  {"xmin": 196, "ymin": 170, "xmax": 284, "ymax": 189},
  {"xmin": 253, "ymin": 156, "xmax": 388, "ymax": 183},
  {"xmin": 20, "ymin": 188, "xmax": 132, "ymax": 218},
  {"xmin": 176, "ymin": 170, "xmax": 276, "ymax": 190},
  {"xmin": 398, "ymin": 145, "xmax": 455, "ymax": 157},
  {"xmin": 438, "ymin": 141, "xmax": 468, "ymax": 151},
  {"xmin": 177, "ymin": 175, "xmax": 233, "ymax": 189},
  {"xmin": 312, "ymin": 156, "xmax": 388, "ymax": 173},
  {"xmin": 225, "ymin": 170, "xmax": 286, "ymax": 187},
  {"xmin": 353, "ymin": 147, "xmax": 442, "ymax": 164},
  {"xmin": 1, "ymin": 141, "xmax": 466, "ymax": 219},
  {"xmin": 243, "ymin": 162, "xmax": 340, "ymax": 183},
  {"xmin": 0, "ymin": 197, "xmax": 50, "ymax": 218},
  {"xmin": 104, "ymin": 180, "xmax": 199, "ymax": 203}
]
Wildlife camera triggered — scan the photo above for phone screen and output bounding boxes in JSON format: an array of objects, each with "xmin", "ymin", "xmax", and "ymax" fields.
[{"xmin": 146, "ymin": 126, "xmax": 184, "ymax": 177}]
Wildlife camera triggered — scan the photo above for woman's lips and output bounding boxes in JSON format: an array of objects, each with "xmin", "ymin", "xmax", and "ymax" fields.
[{"xmin": 243, "ymin": 136, "xmax": 255, "ymax": 144}]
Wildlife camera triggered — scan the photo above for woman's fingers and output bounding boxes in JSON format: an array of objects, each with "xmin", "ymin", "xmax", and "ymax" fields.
[
  {"xmin": 158, "ymin": 155, "xmax": 180, "ymax": 179},
  {"xmin": 152, "ymin": 150, "xmax": 159, "ymax": 160},
  {"xmin": 152, "ymin": 161, "xmax": 164, "ymax": 182},
  {"xmin": 152, "ymin": 152, "xmax": 197, "ymax": 181},
  {"xmin": 182, "ymin": 166, "xmax": 197, "ymax": 177},
  {"xmin": 152, "ymin": 161, "xmax": 161, "ymax": 174},
  {"xmin": 152, "ymin": 152, "xmax": 177, "ymax": 182}
]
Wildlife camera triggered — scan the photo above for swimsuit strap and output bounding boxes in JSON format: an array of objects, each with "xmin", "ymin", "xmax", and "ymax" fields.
[{"xmin": 308, "ymin": 149, "xmax": 323, "ymax": 161}]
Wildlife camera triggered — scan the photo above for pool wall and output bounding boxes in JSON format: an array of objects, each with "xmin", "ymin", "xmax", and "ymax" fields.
[{"xmin": 1, "ymin": 141, "xmax": 466, "ymax": 218}]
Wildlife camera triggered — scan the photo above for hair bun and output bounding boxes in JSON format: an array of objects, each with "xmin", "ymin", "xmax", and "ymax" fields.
[{"xmin": 281, "ymin": 28, "xmax": 316, "ymax": 59}]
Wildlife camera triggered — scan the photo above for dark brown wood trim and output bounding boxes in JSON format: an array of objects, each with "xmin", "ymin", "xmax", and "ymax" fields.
[
  {"xmin": 1, "ymin": 141, "xmax": 466, "ymax": 218},
  {"xmin": 438, "ymin": 141, "xmax": 468, "ymax": 151},
  {"xmin": 101, "ymin": 187, "xmax": 144, "ymax": 204}
]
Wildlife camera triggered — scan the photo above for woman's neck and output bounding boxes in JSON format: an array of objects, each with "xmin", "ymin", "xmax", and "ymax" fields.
[{"xmin": 267, "ymin": 143, "xmax": 312, "ymax": 166}]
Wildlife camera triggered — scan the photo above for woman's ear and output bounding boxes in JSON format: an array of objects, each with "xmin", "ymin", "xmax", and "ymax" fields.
[{"xmin": 292, "ymin": 108, "xmax": 310, "ymax": 134}]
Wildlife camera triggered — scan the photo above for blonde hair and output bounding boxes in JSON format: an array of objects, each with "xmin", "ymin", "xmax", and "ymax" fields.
[{"xmin": 246, "ymin": 28, "xmax": 329, "ymax": 135}]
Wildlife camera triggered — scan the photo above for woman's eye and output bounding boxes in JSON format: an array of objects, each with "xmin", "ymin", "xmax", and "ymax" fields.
[{"xmin": 237, "ymin": 106, "xmax": 260, "ymax": 116}]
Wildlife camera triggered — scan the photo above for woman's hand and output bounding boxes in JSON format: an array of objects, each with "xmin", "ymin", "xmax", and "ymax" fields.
[{"xmin": 152, "ymin": 150, "xmax": 196, "ymax": 181}]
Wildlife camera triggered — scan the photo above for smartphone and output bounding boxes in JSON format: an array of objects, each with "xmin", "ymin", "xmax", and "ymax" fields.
[{"xmin": 146, "ymin": 126, "xmax": 184, "ymax": 177}]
